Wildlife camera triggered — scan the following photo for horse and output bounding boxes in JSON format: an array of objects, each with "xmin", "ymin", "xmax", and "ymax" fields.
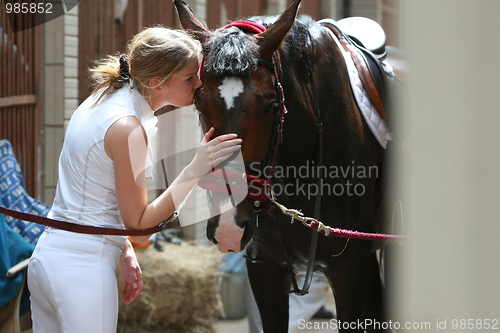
[{"xmin": 174, "ymin": 0, "xmax": 397, "ymax": 331}]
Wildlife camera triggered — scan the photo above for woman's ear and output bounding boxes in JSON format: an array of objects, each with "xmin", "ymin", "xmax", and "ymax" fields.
[{"xmin": 148, "ymin": 78, "xmax": 162, "ymax": 91}]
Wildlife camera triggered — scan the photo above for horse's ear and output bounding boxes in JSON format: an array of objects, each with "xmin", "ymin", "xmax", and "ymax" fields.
[
  {"xmin": 255, "ymin": 0, "xmax": 301, "ymax": 59},
  {"xmin": 173, "ymin": 0, "xmax": 211, "ymax": 44}
]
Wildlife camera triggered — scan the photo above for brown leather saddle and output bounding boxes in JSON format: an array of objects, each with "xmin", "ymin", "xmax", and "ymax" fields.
[{"xmin": 319, "ymin": 17, "xmax": 391, "ymax": 121}]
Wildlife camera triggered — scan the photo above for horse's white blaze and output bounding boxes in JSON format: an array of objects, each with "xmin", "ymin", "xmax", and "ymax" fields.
[{"xmin": 219, "ymin": 77, "xmax": 244, "ymax": 110}]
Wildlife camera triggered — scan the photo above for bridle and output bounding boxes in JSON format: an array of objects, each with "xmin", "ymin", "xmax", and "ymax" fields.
[
  {"xmin": 196, "ymin": 20, "xmax": 324, "ymax": 295},
  {"xmin": 197, "ymin": 21, "xmax": 288, "ymax": 211}
]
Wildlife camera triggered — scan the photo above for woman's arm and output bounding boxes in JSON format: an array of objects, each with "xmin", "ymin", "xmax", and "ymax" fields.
[{"xmin": 105, "ymin": 116, "xmax": 241, "ymax": 243}]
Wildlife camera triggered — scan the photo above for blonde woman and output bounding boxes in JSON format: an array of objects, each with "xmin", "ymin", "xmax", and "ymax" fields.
[{"xmin": 27, "ymin": 27, "xmax": 241, "ymax": 333}]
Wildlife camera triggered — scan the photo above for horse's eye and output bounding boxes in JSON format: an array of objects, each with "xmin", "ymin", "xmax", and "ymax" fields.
[{"xmin": 264, "ymin": 101, "xmax": 278, "ymax": 115}]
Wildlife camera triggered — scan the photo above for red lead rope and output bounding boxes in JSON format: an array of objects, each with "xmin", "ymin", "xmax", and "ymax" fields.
[
  {"xmin": 269, "ymin": 198, "xmax": 405, "ymax": 241},
  {"xmin": 310, "ymin": 220, "xmax": 405, "ymax": 241}
]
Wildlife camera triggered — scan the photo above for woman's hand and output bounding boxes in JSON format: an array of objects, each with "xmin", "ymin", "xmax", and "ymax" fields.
[
  {"xmin": 187, "ymin": 127, "xmax": 242, "ymax": 178},
  {"xmin": 119, "ymin": 239, "xmax": 143, "ymax": 304}
]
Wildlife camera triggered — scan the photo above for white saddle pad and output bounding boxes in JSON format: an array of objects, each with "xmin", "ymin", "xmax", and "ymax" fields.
[{"xmin": 320, "ymin": 19, "xmax": 390, "ymax": 149}]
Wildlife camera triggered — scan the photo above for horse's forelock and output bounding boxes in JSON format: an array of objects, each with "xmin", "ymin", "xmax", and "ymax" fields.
[{"xmin": 203, "ymin": 27, "xmax": 259, "ymax": 77}]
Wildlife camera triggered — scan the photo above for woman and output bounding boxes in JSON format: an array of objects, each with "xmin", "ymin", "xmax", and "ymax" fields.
[{"xmin": 27, "ymin": 27, "xmax": 241, "ymax": 333}]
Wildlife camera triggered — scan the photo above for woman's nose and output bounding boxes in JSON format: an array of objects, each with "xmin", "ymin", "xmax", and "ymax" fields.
[{"xmin": 194, "ymin": 76, "xmax": 203, "ymax": 90}]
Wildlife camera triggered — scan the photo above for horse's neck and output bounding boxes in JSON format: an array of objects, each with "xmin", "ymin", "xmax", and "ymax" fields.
[
  {"xmin": 277, "ymin": 39, "xmax": 349, "ymax": 122},
  {"xmin": 276, "ymin": 33, "xmax": 358, "ymax": 164}
]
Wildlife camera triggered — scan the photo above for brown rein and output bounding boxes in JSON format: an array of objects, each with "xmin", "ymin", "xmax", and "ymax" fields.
[{"xmin": 0, "ymin": 206, "xmax": 176, "ymax": 236}]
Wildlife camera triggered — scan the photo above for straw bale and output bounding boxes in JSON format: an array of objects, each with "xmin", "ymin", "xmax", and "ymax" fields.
[{"xmin": 117, "ymin": 241, "xmax": 223, "ymax": 333}]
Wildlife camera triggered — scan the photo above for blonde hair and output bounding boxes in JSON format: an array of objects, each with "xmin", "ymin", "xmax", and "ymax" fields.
[{"xmin": 89, "ymin": 26, "xmax": 201, "ymax": 104}]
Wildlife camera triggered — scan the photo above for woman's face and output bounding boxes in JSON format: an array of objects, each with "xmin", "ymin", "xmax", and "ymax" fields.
[{"xmin": 156, "ymin": 57, "xmax": 202, "ymax": 108}]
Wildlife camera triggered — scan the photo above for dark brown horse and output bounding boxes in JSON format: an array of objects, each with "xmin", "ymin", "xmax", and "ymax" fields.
[{"xmin": 174, "ymin": 0, "xmax": 394, "ymax": 331}]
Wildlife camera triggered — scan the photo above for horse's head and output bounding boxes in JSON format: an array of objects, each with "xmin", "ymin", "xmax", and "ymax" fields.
[{"xmin": 174, "ymin": 0, "xmax": 301, "ymax": 253}]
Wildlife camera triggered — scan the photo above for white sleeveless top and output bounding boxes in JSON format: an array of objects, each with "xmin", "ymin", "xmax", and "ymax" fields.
[{"xmin": 48, "ymin": 83, "xmax": 158, "ymax": 244}]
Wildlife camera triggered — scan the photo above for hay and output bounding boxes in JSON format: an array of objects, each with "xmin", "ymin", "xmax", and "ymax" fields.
[{"xmin": 116, "ymin": 241, "xmax": 223, "ymax": 333}]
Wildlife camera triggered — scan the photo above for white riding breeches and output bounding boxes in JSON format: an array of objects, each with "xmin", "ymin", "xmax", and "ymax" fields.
[{"xmin": 27, "ymin": 228, "xmax": 124, "ymax": 333}]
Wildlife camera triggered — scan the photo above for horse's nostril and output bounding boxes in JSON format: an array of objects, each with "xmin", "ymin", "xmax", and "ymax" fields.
[
  {"xmin": 236, "ymin": 217, "xmax": 252, "ymax": 229},
  {"xmin": 240, "ymin": 219, "xmax": 254, "ymax": 251},
  {"xmin": 207, "ymin": 216, "xmax": 221, "ymax": 244}
]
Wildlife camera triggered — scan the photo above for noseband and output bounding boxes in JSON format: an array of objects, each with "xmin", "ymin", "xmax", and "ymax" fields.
[{"xmin": 197, "ymin": 21, "xmax": 288, "ymax": 211}]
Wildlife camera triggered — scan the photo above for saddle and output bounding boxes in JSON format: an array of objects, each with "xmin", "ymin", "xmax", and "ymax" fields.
[
  {"xmin": 319, "ymin": 17, "xmax": 390, "ymax": 121},
  {"xmin": 337, "ymin": 17, "xmax": 387, "ymax": 58}
]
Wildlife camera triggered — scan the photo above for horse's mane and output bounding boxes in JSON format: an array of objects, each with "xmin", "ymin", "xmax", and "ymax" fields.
[
  {"xmin": 203, "ymin": 15, "xmax": 318, "ymax": 77},
  {"xmin": 203, "ymin": 26, "xmax": 259, "ymax": 76}
]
